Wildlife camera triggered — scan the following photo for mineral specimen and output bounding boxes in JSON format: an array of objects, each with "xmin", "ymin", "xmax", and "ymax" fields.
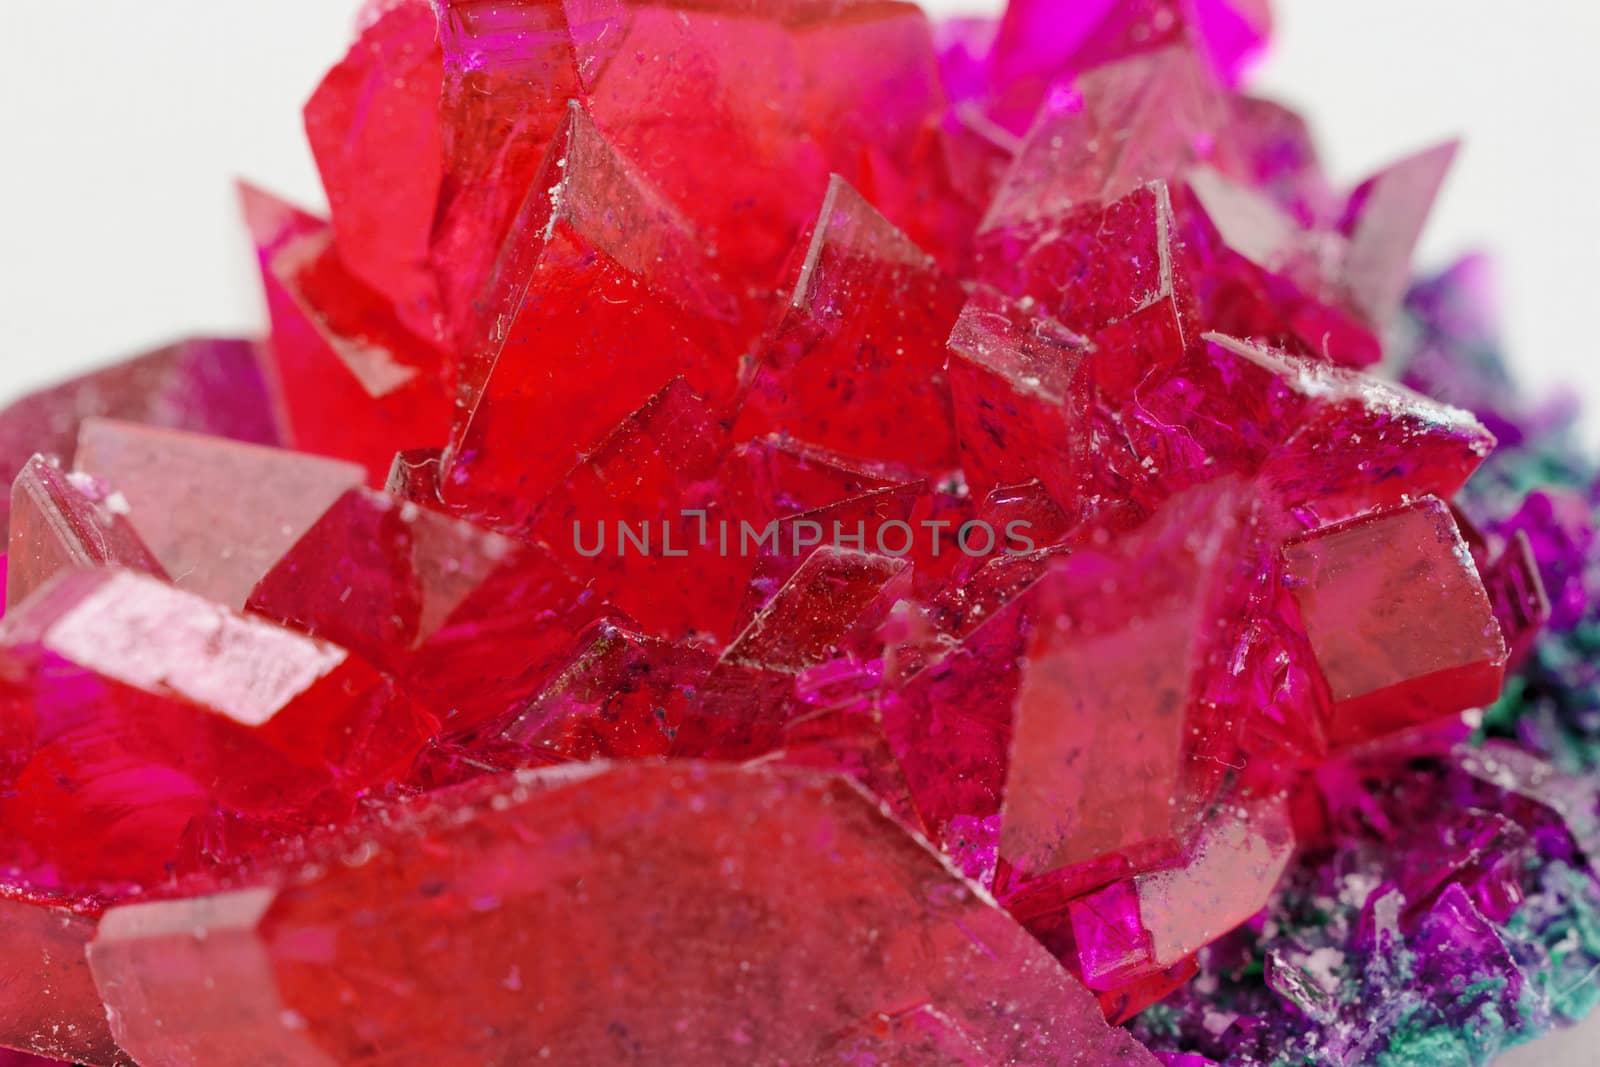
[
  {"xmin": 6, "ymin": 457, "xmax": 165, "ymax": 608},
  {"xmin": 0, "ymin": 0, "xmax": 1594, "ymax": 1064},
  {"xmin": 0, "ymin": 569, "xmax": 436, "ymax": 888},
  {"xmin": 0, "ymin": 338, "xmax": 279, "ymax": 534},
  {"xmin": 72, "ymin": 420, "xmax": 366, "ymax": 609},
  {"xmin": 88, "ymin": 763, "xmax": 1156, "ymax": 1066}
]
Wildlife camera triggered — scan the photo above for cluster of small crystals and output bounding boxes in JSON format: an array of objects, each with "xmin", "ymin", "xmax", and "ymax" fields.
[
  {"xmin": 1130, "ymin": 258, "xmax": 1600, "ymax": 1066},
  {"xmin": 0, "ymin": 1, "xmax": 1594, "ymax": 1065}
]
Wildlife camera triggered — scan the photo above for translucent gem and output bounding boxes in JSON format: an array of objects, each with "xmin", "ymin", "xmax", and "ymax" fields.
[
  {"xmin": 89, "ymin": 763, "xmax": 1156, "ymax": 1066},
  {"xmin": 0, "ymin": 569, "xmax": 436, "ymax": 888},
  {"xmin": 73, "ymin": 420, "xmax": 364, "ymax": 610},
  {"xmin": 1281, "ymin": 497, "xmax": 1508, "ymax": 747},
  {"xmin": 6, "ymin": 457, "xmax": 165, "ymax": 609}
]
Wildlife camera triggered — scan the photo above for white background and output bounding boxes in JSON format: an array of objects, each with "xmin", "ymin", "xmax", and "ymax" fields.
[{"xmin": 0, "ymin": 2, "xmax": 1596, "ymax": 1062}]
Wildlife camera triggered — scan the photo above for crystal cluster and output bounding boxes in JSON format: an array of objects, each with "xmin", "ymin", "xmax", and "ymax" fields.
[{"xmin": 0, "ymin": 1, "xmax": 1594, "ymax": 1064}]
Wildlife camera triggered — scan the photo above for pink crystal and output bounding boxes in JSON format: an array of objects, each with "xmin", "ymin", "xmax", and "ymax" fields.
[
  {"xmin": 1281, "ymin": 497, "xmax": 1508, "ymax": 747},
  {"xmin": 0, "ymin": 569, "xmax": 436, "ymax": 888},
  {"xmin": 73, "ymin": 420, "xmax": 364, "ymax": 610},
  {"xmin": 6, "ymin": 457, "xmax": 164, "ymax": 609},
  {"xmin": 88, "ymin": 763, "xmax": 1156, "ymax": 1066},
  {"xmin": 0, "ymin": 338, "xmax": 280, "ymax": 533}
]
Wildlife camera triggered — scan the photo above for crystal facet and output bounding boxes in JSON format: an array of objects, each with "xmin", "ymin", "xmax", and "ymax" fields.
[
  {"xmin": 89, "ymin": 763, "xmax": 1155, "ymax": 1066},
  {"xmin": 6, "ymin": 457, "xmax": 165, "ymax": 609},
  {"xmin": 0, "ymin": 569, "xmax": 436, "ymax": 888},
  {"xmin": 73, "ymin": 420, "xmax": 365, "ymax": 610},
  {"xmin": 0, "ymin": 339, "xmax": 280, "ymax": 533},
  {"xmin": 1282, "ymin": 497, "xmax": 1508, "ymax": 747}
]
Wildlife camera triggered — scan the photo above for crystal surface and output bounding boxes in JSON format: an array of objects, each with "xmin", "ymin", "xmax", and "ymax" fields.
[
  {"xmin": 978, "ymin": 180, "xmax": 1196, "ymax": 384},
  {"xmin": 249, "ymin": 486, "xmax": 602, "ymax": 733},
  {"xmin": 89, "ymin": 763, "xmax": 1156, "ymax": 1066},
  {"xmin": 73, "ymin": 420, "xmax": 364, "ymax": 610},
  {"xmin": 735, "ymin": 176, "xmax": 966, "ymax": 474},
  {"xmin": 439, "ymin": 102, "xmax": 740, "ymax": 531},
  {"xmin": 241, "ymin": 183, "xmax": 452, "ymax": 480},
  {"xmin": 414, "ymin": 619, "xmax": 714, "ymax": 778},
  {"xmin": 999, "ymin": 490, "xmax": 1245, "ymax": 881},
  {"xmin": 0, "ymin": 338, "xmax": 279, "ymax": 534},
  {"xmin": 947, "ymin": 287, "xmax": 1093, "ymax": 510},
  {"xmin": 303, "ymin": 0, "xmax": 444, "ymax": 335},
  {"xmin": 1282, "ymin": 497, "xmax": 1508, "ymax": 747},
  {"xmin": 722, "ymin": 546, "xmax": 912, "ymax": 673},
  {"xmin": 6, "ymin": 457, "xmax": 165, "ymax": 609},
  {"xmin": 985, "ymin": 0, "xmax": 1271, "ymax": 134},
  {"xmin": 526, "ymin": 377, "xmax": 747, "ymax": 644},
  {"xmin": 0, "ymin": 569, "xmax": 436, "ymax": 888},
  {"xmin": 0, "ymin": 894, "xmax": 131, "ymax": 1065},
  {"xmin": 430, "ymin": 0, "xmax": 582, "ymax": 343}
]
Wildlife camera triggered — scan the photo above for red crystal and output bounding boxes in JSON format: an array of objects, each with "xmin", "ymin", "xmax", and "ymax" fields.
[
  {"xmin": 6, "ymin": 457, "xmax": 165, "ymax": 609},
  {"xmin": 1281, "ymin": 497, "xmax": 1508, "ymax": 747},
  {"xmin": 1481, "ymin": 528, "xmax": 1552, "ymax": 669},
  {"xmin": 88, "ymin": 763, "xmax": 1156, "ymax": 1066},
  {"xmin": 249, "ymin": 486, "xmax": 602, "ymax": 733},
  {"xmin": 1339, "ymin": 141, "xmax": 1460, "ymax": 328},
  {"xmin": 0, "ymin": 569, "xmax": 436, "ymax": 888},
  {"xmin": 0, "ymin": 338, "xmax": 279, "ymax": 534},
  {"xmin": 880, "ymin": 564, "xmax": 1041, "ymax": 869},
  {"xmin": 985, "ymin": 0, "xmax": 1271, "ymax": 135},
  {"xmin": 0, "ymin": 0, "xmax": 1541, "ymax": 1060},
  {"xmin": 241, "ymin": 183, "xmax": 452, "ymax": 480},
  {"xmin": 0, "ymin": 894, "xmax": 129, "ymax": 1065},
  {"xmin": 979, "ymin": 179, "xmax": 1196, "ymax": 391},
  {"xmin": 439, "ymin": 103, "xmax": 741, "ymax": 531},
  {"xmin": 947, "ymin": 287, "xmax": 1094, "ymax": 510},
  {"xmin": 417, "ymin": 619, "xmax": 711, "ymax": 776},
  {"xmin": 429, "ymin": 0, "xmax": 581, "ymax": 342},
  {"xmin": 304, "ymin": 0, "xmax": 444, "ymax": 336},
  {"xmin": 999, "ymin": 484, "xmax": 1250, "ymax": 883},
  {"xmin": 1176, "ymin": 143, "xmax": 1458, "ymax": 370},
  {"xmin": 526, "ymin": 377, "xmax": 747, "ymax": 644},
  {"xmin": 578, "ymin": 1, "xmax": 961, "ymax": 286},
  {"xmin": 985, "ymin": 44, "xmax": 1225, "ymax": 221},
  {"xmin": 735, "ymin": 176, "xmax": 966, "ymax": 474},
  {"xmin": 1202, "ymin": 333, "xmax": 1495, "ymax": 521},
  {"xmin": 73, "ymin": 420, "xmax": 365, "ymax": 610},
  {"xmin": 722, "ymin": 546, "xmax": 912, "ymax": 673},
  {"xmin": 0, "ymin": 1051, "xmax": 76, "ymax": 1067},
  {"xmin": 1134, "ymin": 793, "xmax": 1293, "ymax": 965}
]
